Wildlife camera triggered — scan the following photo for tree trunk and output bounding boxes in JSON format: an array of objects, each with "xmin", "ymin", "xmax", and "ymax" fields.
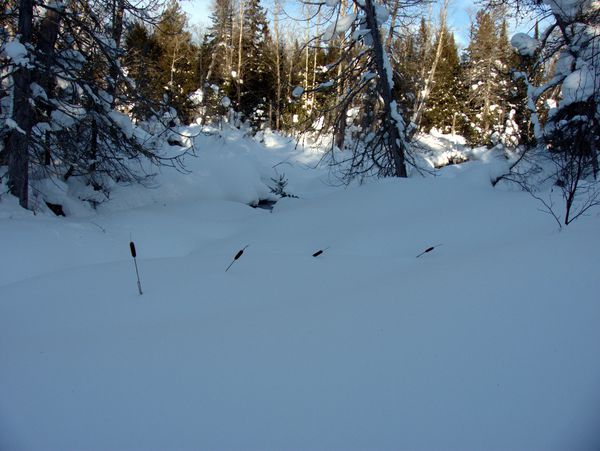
[
  {"xmin": 201, "ymin": 50, "xmax": 218, "ymax": 118},
  {"xmin": 273, "ymin": 0, "xmax": 281, "ymax": 130},
  {"xmin": 363, "ymin": 0, "xmax": 407, "ymax": 177},
  {"xmin": 7, "ymin": 0, "xmax": 34, "ymax": 208},
  {"xmin": 109, "ymin": 0, "xmax": 125, "ymax": 105},
  {"xmin": 236, "ymin": 0, "xmax": 244, "ymax": 108},
  {"xmin": 310, "ymin": 11, "xmax": 320, "ymax": 115},
  {"xmin": 334, "ymin": 0, "xmax": 350, "ymax": 150},
  {"xmin": 304, "ymin": 4, "xmax": 310, "ymax": 96},
  {"xmin": 38, "ymin": 4, "xmax": 62, "ymax": 166},
  {"xmin": 334, "ymin": 108, "xmax": 347, "ymax": 150},
  {"xmin": 385, "ymin": 0, "xmax": 400, "ymax": 52}
]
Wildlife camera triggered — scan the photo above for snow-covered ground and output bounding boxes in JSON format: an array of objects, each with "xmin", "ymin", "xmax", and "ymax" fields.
[{"xmin": 1, "ymin": 127, "xmax": 599, "ymax": 450}]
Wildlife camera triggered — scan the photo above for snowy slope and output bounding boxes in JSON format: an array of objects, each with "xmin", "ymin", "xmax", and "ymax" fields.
[{"xmin": 1, "ymin": 128, "xmax": 599, "ymax": 450}]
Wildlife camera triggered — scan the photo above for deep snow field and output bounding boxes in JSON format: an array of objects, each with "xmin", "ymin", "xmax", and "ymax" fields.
[{"xmin": 1, "ymin": 126, "xmax": 599, "ymax": 450}]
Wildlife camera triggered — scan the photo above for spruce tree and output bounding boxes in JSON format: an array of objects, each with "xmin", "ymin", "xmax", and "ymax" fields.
[
  {"xmin": 1, "ymin": 0, "xmax": 186, "ymax": 209},
  {"xmin": 463, "ymin": 9, "xmax": 518, "ymax": 146},
  {"xmin": 236, "ymin": 0, "xmax": 276, "ymax": 126},
  {"xmin": 154, "ymin": 0, "xmax": 199, "ymax": 123},
  {"xmin": 123, "ymin": 22, "xmax": 164, "ymax": 120},
  {"xmin": 493, "ymin": 19, "xmax": 521, "ymax": 148},
  {"xmin": 422, "ymin": 27, "xmax": 465, "ymax": 134},
  {"xmin": 202, "ymin": 0, "xmax": 235, "ymax": 102}
]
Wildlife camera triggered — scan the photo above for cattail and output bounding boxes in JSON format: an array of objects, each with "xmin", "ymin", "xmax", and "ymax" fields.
[
  {"xmin": 226, "ymin": 245, "xmax": 249, "ymax": 272},
  {"xmin": 129, "ymin": 241, "xmax": 143, "ymax": 295},
  {"xmin": 312, "ymin": 247, "xmax": 329, "ymax": 257},
  {"xmin": 416, "ymin": 244, "xmax": 442, "ymax": 258}
]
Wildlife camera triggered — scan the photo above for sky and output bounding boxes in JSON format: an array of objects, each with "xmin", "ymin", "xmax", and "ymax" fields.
[
  {"xmin": 180, "ymin": 0, "xmax": 537, "ymax": 49},
  {"xmin": 181, "ymin": 0, "xmax": 212, "ymax": 28}
]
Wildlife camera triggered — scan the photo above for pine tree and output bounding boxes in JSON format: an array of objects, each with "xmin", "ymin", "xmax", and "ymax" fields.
[
  {"xmin": 391, "ymin": 20, "xmax": 426, "ymax": 121},
  {"xmin": 422, "ymin": 27, "xmax": 465, "ymax": 134},
  {"xmin": 280, "ymin": 38, "xmax": 306, "ymax": 130},
  {"xmin": 464, "ymin": 10, "xmax": 497, "ymax": 144},
  {"xmin": 493, "ymin": 19, "xmax": 521, "ymax": 148},
  {"xmin": 463, "ymin": 9, "xmax": 518, "ymax": 146},
  {"xmin": 235, "ymin": 0, "xmax": 276, "ymax": 126},
  {"xmin": 1, "ymin": 0, "xmax": 185, "ymax": 210},
  {"xmin": 153, "ymin": 1, "xmax": 199, "ymax": 123},
  {"xmin": 123, "ymin": 22, "xmax": 164, "ymax": 120},
  {"xmin": 202, "ymin": 0, "xmax": 234, "ymax": 103}
]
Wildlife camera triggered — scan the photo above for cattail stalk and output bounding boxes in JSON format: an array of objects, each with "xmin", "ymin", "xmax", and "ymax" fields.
[
  {"xmin": 130, "ymin": 241, "xmax": 143, "ymax": 295},
  {"xmin": 226, "ymin": 245, "xmax": 249, "ymax": 272}
]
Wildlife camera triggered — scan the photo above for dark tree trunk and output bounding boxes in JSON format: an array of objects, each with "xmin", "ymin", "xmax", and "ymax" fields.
[
  {"xmin": 334, "ymin": 107, "xmax": 347, "ymax": 151},
  {"xmin": 38, "ymin": 5, "xmax": 62, "ymax": 166},
  {"xmin": 89, "ymin": 117, "xmax": 98, "ymax": 173},
  {"xmin": 108, "ymin": 0, "xmax": 125, "ymax": 105},
  {"xmin": 7, "ymin": 0, "xmax": 34, "ymax": 208},
  {"xmin": 363, "ymin": 0, "xmax": 407, "ymax": 177},
  {"xmin": 38, "ymin": 6, "xmax": 61, "ymax": 77}
]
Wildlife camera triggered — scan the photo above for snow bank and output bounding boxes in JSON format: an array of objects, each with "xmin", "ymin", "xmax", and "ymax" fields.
[
  {"xmin": 1, "ymin": 129, "xmax": 599, "ymax": 450},
  {"xmin": 100, "ymin": 128, "xmax": 267, "ymax": 211}
]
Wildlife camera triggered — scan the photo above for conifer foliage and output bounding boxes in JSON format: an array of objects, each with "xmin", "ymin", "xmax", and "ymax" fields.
[
  {"xmin": 123, "ymin": 1, "xmax": 199, "ymax": 124},
  {"xmin": 155, "ymin": 1, "xmax": 199, "ymax": 123},
  {"xmin": 200, "ymin": 0, "xmax": 235, "ymax": 119},
  {"xmin": 0, "ymin": 0, "xmax": 185, "ymax": 210},
  {"xmin": 463, "ymin": 10, "xmax": 517, "ymax": 146},
  {"xmin": 421, "ymin": 26, "xmax": 464, "ymax": 134},
  {"xmin": 236, "ymin": 0, "xmax": 275, "ymax": 124}
]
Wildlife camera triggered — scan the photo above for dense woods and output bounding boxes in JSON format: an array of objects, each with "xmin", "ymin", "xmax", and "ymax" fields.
[{"xmin": 1, "ymin": 0, "xmax": 598, "ymax": 224}]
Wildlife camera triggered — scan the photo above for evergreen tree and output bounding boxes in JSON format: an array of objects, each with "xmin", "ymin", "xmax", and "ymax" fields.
[
  {"xmin": 279, "ymin": 38, "xmax": 306, "ymax": 130},
  {"xmin": 123, "ymin": 22, "xmax": 164, "ymax": 120},
  {"xmin": 493, "ymin": 19, "xmax": 522, "ymax": 148},
  {"xmin": 422, "ymin": 27, "xmax": 465, "ymax": 134},
  {"xmin": 235, "ymin": 0, "xmax": 276, "ymax": 126},
  {"xmin": 154, "ymin": 0, "xmax": 199, "ymax": 123},
  {"xmin": 1, "ymin": 0, "xmax": 185, "ymax": 209},
  {"xmin": 463, "ymin": 9, "xmax": 518, "ymax": 146},
  {"xmin": 391, "ymin": 21, "xmax": 427, "ymax": 121},
  {"xmin": 202, "ymin": 0, "xmax": 235, "ymax": 103}
]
